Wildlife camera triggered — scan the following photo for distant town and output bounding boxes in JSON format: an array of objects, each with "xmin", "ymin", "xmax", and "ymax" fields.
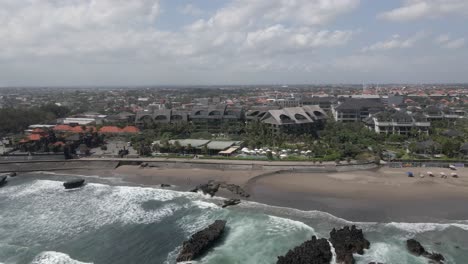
[{"xmin": 1, "ymin": 84, "xmax": 467, "ymax": 163}]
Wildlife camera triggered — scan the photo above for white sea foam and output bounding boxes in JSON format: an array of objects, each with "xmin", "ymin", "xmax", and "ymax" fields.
[
  {"xmin": 386, "ymin": 222, "xmax": 468, "ymax": 233},
  {"xmin": 355, "ymin": 242, "xmax": 425, "ymax": 264},
  {"xmin": 34, "ymin": 171, "xmax": 127, "ymax": 184},
  {"xmin": 328, "ymin": 240, "xmax": 337, "ymax": 264},
  {"xmin": 265, "ymin": 215, "xmax": 315, "ymax": 235},
  {"xmin": 31, "ymin": 251, "xmax": 92, "ymax": 264},
  {"xmin": 191, "ymin": 200, "xmax": 220, "ymax": 210},
  {"xmin": 0, "ymin": 180, "xmax": 189, "ymax": 241}
]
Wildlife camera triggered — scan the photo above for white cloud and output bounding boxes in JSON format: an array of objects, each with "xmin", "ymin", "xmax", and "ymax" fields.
[
  {"xmin": 180, "ymin": 4, "xmax": 204, "ymax": 16},
  {"xmin": 435, "ymin": 34, "xmax": 451, "ymax": 44},
  {"xmin": 444, "ymin": 38, "xmax": 466, "ymax": 49},
  {"xmin": 362, "ymin": 32, "xmax": 426, "ymax": 52},
  {"xmin": 0, "ymin": 0, "xmax": 162, "ymax": 58},
  {"xmin": 188, "ymin": 0, "xmax": 360, "ymax": 31},
  {"xmin": 435, "ymin": 34, "xmax": 466, "ymax": 49},
  {"xmin": 379, "ymin": 0, "xmax": 468, "ymax": 22},
  {"xmin": 244, "ymin": 25, "xmax": 353, "ymax": 54}
]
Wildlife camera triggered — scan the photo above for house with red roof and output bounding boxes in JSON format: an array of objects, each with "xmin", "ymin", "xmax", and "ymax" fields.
[{"xmin": 98, "ymin": 126, "xmax": 140, "ymax": 134}]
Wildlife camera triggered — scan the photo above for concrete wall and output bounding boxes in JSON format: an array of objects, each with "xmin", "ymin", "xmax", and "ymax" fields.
[
  {"xmin": 0, "ymin": 158, "xmax": 377, "ymax": 173},
  {"xmin": 0, "ymin": 160, "xmax": 119, "ymax": 173}
]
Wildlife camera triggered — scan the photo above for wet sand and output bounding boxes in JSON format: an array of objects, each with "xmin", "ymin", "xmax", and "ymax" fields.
[{"xmin": 34, "ymin": 165, "xmax": 468, "ymax": 222}]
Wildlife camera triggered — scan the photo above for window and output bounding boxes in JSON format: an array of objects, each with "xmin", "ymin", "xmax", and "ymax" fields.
[{"xmin": 295, "ymin": 114, "xmax": 307, "ymax": 120}]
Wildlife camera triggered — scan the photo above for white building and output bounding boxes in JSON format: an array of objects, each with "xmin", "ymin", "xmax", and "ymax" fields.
[{"xmin": 364, "ymin": 110, "xmax": 430, "ymax": 135}]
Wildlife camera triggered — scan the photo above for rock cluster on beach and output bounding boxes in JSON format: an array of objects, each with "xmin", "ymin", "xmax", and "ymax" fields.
[
  {"xmin": 219, "ymin": 183, "xmax": 250, "ymax": 198},
  {"xmin": 190, "ymin": 180, "xmax": 250, "ymax": 199},
  {"xmin": 222, "ymin": 198, "xmax": 241, "ymax": 208},
  {"xmin": 406, "ymin": 239, "xmax": 445, "ymax": 264},
  {"xmin": 176, "ymin": 220, "xmax": 226, "ymax": 262},
  {"xmin": 276, "ymin": 236, "xmax": 332, "ymax": 264},
  {"xmin": 190, "ymin": 181, "xmax": 221, "ymax": 197},
  {"xmin": 277, "ymin": 225, "xmax": 372, "ymax": 264},
  {"xmin": 329, "ymin": 225, "xmax": 371, "ymax": 264}
]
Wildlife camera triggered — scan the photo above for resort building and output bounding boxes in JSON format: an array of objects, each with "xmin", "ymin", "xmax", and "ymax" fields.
[
  {"xmin": 259, "ymin": 106, "xmax": 327, "ymax": 135},
  {"xmin": 301, "ymin": 96, "xmax": 335, "ymax": 111},
  {"xmin": 135, "ymin": 109, "xmax": 189, "ymax": 127},
  {"xmin": 364, "ymin": 110, "xmax": 430, "ymax": 135},
  {"xmin": 424, "ymin": 106, "xmax": 467, "ymax": 121},
  {"xmin": 331, "ymin": 99, "xmax": 385, "ymax": 122},
  {"xmin": 190, "ymin": 105, "xmax": 244, "ymax": 133}
]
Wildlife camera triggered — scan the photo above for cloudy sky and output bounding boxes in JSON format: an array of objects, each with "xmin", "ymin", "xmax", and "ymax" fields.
[{"xmin": 1, "ymin": 0, "xmax": 467, "ymax": 86}]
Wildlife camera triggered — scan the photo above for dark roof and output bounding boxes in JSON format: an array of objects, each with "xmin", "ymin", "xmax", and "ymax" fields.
[
  {"xmin": 302, "ymin": 96, "xmax": 335, "ymax": 103},
  {"xmin": 442, "ymin": 129, "xmax": 463, "ymax": 137},
  {"xmin": 460, "ymin": 143, "xmax": 468, "ymax": 151},
  {"xmin": 335, "ymin": 99, "xmax": 384, "ymax": 111},
  {"xmin": 415, "ymin": 140, "xmax": 440, "ymax": 150}
]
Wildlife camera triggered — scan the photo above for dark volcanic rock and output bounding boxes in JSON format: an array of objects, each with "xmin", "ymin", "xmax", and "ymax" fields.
[
  {"xmin": 406, "ymin": 239, "xmax": 445, "ymax": 264},
  {"xmin": 277, "ymin": 236, "xmax": 332, "ymax": 264},
  {"xmin": 160, "ymin": 183, "xmax": 171, "ymax": 188},
  {"xmin": 190, "ymin": 181, "xmax": 220, "ymax": 197},
  {"xmin": 220, "ymin": 183, "xmax": 250, "ymax": 198},
  {"xmin": 407, "ymin": 239, "xmax": 426, "ymax": 256},
  {"xmin": 0, "ymin": 175, "xmax": 7, "ymax": 187},
  {"xmin": 222, "ymin": 198, "xmax": 241, "ymax": 208},
  {"xmin": 63, "ymin": 179, "xmax": 85, "ymax": 189},
  {"xmin": 329, "ymin": 225, "xmax": 370, "ymax": 264},
  {"xmin": 176, "ymin": 220, "xmax": 226, "ymax": 262},
  {"xmin": 0, "ymin": 172, "xmax": 17, "ymax": 177}
]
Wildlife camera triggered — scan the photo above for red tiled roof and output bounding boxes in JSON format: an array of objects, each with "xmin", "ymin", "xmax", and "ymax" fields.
[
  {"xmin": 28, "ymin": 134, "xmax": 42, "ymax": 141},
  {"xmin": 99, "ymin": 126, "xmax": 122, "ymax": 133},
  {"xmin": 54, "ymin": 125, "xmax": 96, "ymax": 133},
  {"xmin": 32, "ymin": 128, "xmax": 45, "ymax": 134},
  {"xmin": 98, "ymin": 126, "xmax": 140, "ymax": 134},
  {"xmin": 53, "ymin": 141, "xmax": 65, "ymax": 146},
  {"xmin": 121, "ymin": 126, "xmax": 140, "ymax": 133}
]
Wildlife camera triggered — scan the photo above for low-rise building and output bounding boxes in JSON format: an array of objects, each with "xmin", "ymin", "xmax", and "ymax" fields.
[
  {"xmin": 190, "ymin": 105, "xmax": 244, "ymax": 133},
  {"xmin": 364, "ymin": 110, "xmax": 430, "ymax": 135},
  {"xmin": 135, "ymin": 109, "xmax": 189, "ymax": 127},
  {"xmin": 332, "ymin": 99, "xmax": 385, "ymax": 122},
  {"xmin": 260, "ymin": 106, "xmax": 327, "ymax": 135}
]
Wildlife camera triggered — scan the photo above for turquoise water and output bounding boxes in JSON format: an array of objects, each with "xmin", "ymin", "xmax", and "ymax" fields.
[{"xmin": 0, "ymin": 177, "xmax": 467, "ymax": 264}]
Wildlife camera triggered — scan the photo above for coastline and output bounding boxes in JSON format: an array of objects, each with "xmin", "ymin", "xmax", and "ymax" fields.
[{"xmin": 20, "ymin": 164, "xmax": 468, "ymax": 223}]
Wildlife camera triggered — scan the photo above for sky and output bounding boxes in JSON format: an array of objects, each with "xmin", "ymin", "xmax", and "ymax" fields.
[{"xmin": 0, "ymin": 0, "xmax": 467, "ymax": 86}]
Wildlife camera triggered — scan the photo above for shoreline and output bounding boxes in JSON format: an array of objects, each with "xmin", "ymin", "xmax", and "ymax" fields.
[{"xmin": 20, "ymin": 165, "xmax": 468, "ymax": 223}]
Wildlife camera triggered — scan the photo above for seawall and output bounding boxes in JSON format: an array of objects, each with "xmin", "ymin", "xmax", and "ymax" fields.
[{"xmin": 0, "ymin": 158, "xmax": 379, "ymax": 173}]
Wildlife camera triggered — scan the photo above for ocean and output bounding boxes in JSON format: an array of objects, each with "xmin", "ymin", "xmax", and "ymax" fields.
[{"xmin": 0, "ymin": 175, "xmax": 467, "ymax": 264}]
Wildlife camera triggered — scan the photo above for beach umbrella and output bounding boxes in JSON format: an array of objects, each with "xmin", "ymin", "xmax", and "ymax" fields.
[
  {"xmin": 427, "ymin": 171, "xmax": 434, "ymax": 176},
  {"xmin": 451, "ymin": 172, "xmax": 458, "ymax": 178},
  {"xmin": 407, "ymin": 172, "xmax": 414, "ymax": 177},
  {"xmin": 449, "ymin": 165, "xmax": 457, "ymax": 170}
]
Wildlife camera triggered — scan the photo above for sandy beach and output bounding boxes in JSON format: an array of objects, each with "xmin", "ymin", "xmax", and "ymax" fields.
[{"xmin": 39, "ymin": 164, "xmax": 467, "ymax": 223}]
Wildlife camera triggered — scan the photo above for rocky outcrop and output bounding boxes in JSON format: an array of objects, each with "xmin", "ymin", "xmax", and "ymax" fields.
[
  {"xmin": 0, "ymin": 172, "xmax": 17, "ymax": 177},
  {"xmin": 329, "ymin": 225, "xmax": 370, "ymax": 264},
  {"xmin": 406, "ymin": 239, "xmax": 445, "ymax": 264},
  {"xmin": 190, "ymin": 181, "xmax": 220, "ymax": 197},
  {"xmin": 222, "ymin": 198, "xmax": 241, "ymax": 208},
  {"xmin": 190, "ymin": 181, "xmax": 250, "ymax": 198},
  {"xmin": 160, "ymin": 183, "xmax": 171, "ymax": 188},
  {"xmin": 0, "ymin": 175, "xmax": 7, "ymax": 187},
  {"xmin": 176, "ymin": 220, "xmax": 226, "ymax": 262},
  {"xmin": 219, "ymin": 183, "xmax": 250, "ymax": 198},
  {"xmin": 277, "ymin": 236, "xmax": 332, "ymax": 264}
]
